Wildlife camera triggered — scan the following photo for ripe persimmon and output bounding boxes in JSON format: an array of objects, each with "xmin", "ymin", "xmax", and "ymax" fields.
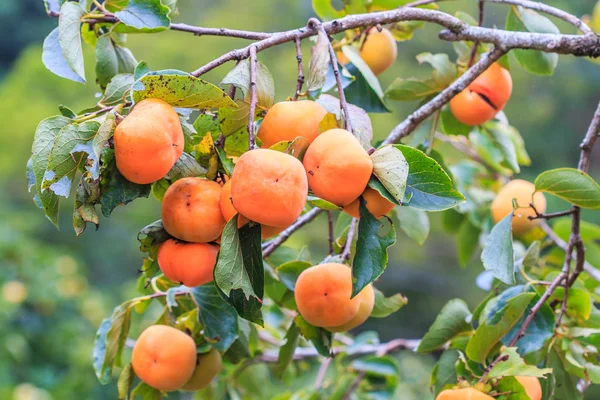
[
  {"xmin": 360, "ymin": 27, "xmax": 397, "ymax": 76},
  {"xmin": 303, "ymin": 129, "xmax": 372, "ymax": 206},
  {"xmin": 295, "ymin": 263, "xmax": 366, "ymax": 328},
  {"xmin": 131, "ymin": 325, "xmax": 197, "ymax": 392},
  {"xmin": 219, "ymin": 179, "xmax": 284, "ymax": 239},
  {"xmin": 257, "ymin": 100, "xmax": 328, "ymax": 148},
  {"xmin": 516, "ymin": 376, "xmax": 542, "ymax": 400},
  {"xmin": 231, "ymin": 149, "xmax": 308, "ymax": 228},
  {"xmin": 344, "ymin": 187, "xmax": 395, "ymax": 218},
  {"xmin": 436, "ymin": 388, "xmax": 494, "ymax": 400},
  {"xmin": 162, "ymin": 177, "xmax": 226, "ymax": 243},
  {"xmin": 114, "ymin": 98, "xmax": 184, "ymax": 184},
  {"xmin": 326, "ymin": 283, "xmax": 374, "ymax": 332},
  {"xmin": 490, "ymin": 179, "xmax": 546, "ymax": 235},
  {"xmin": 450, "ymin": 63, "xmax": 512, "ymax": 126},
  {"xmin": 182, "ymin": 348, "xmax": 223, "ymax": 391},
  {"xmin": 157, "ymin": 239, "xmax": 219, "ymax": 287}
]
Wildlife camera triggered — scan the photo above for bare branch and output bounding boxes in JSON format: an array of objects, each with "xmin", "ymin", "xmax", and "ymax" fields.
[
  {"xmin": 527, "ymin": 206, "xmax": 575, "ymax": 221},
  {"xmin": 310, "ymin": 19, "xmax": 354, "ymax": 133},
  {"xmin": 314, "ymin": 357, "xmax": 332, "ymax": 390},
  {"xmin": 467, "ymin": 0, "xmax": 485, "ymax": 68},
  {"xmin": 488, "ymin": 0, "xmax": 593, "ymax": 35},
  {"xmin": 294, "ymin": 38, "xmax": 305, "ymax": 100},
  {"xmin": 170, "ymin": 23, "xmax": 272, "ymax": 40},
  {"xmin": 247, "ymin": 46, "xmax": 258, "ymax": 150},
  {"xmin": 327, "ymin": 211, "xmax": 335, "ymax": 255},
  {"xmin": 578, "ymin": 101, "xmax": 600, "ymax": 173},
  {"xmin": 383, "ymin": 47, "xmax": 505, "ymax": 145},
  {"xmin": 262, "ymin": 208, "xmax": 324, "ymax": 257},
  {"xmin": 341, "ymin": 218, "xmax": 358, "ymax": 262}
]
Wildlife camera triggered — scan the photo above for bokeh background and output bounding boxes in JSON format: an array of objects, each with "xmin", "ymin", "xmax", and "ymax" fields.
[{"xmin": 1, "ymin": 0, "xmax": 599, "ymax": 399}]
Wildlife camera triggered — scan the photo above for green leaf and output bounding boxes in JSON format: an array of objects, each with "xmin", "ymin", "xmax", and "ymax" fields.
[
  {"xmin": 221, "ymin": 59, "xmax": 275, "ymax": 108},
  {"xmin": 393, "ymin": 145, "xmax": 465, "ymax": 211},
  {"xmin": 307, "ymin": 29, "xmax": 331, "ymax": 92},
  {"xmin": 534, "ymin": 168, "xmax": 600, "ymax": 209},
  {"xmin": 130, "ymin": 381, "xmax": 161, "ymax": 399},
  {"xmin": 370, "ymin": 288, "xmax": 407, "ymax": 318},
  {"xmin": 432, "ymin": 350, "xmax": 459, "ymax": 396},
  {"xmin": 164, "ymin": 152, "xmax": 207, "ymax": 181},
  {"xmin": 101, "ymin": 73, "xmax": 134, "ymax": 106},
  {"xmin": 466, "ymin": 292, "xmax": 535, "ymax": 364},
  {"xmin": 352, "ymin": 200, "xmax": 397, "ymax": 297},
  {"xmin": 481, "ymin": 286, "xmax": 554, "ymax": 356},
  {"xmin": 395, "ymin": 206, "xmax": 430, "ymax": 245},
  {"xmin": 312, "ymin": 0, "xmax": 346, "ymax": 20},
  {"xmin": 352, "ymin": 355, "xmax": 399, "ymax": 378},
  {"xmin": 277, "ymin": 323, "xmax": 300, "ymax": 378},
  {"xmin": 342, "ymin": 53, "xmax": 389, "ymax": 113},
  {"xmin": 440, "ymin": 105, "xmax": 472, "ymax": 136},
  {"xmin": 132, "ymin": 72, "xmax": 237, "ymax": 109},
  {"xmin": 418, "ymin": 299, "xmax": 471, "ymax": 354},
  {"xmin": 494, "ymin": 376, "xmax": 531, "ymax": 400},
  {"xmin": 548, "ymin": 347, "xmax": 582, "ymax": 400},
  {"xmin": 58, "ymin": 2, "xmax": 86, "ymax": 83},
  {"xmin": 316, "ymin": 94, "xmax": 373, "ymax": 148},
  {"xmin": 385, "ymin": 78, "xmax": 439, "ymax": 101},
  {"xmin": 486, "ymin": 121, "xmax": 531, "ymax": 167},
  {"xmin": 371, "ymin": 145, "xmax": 408, "ymax": 204},
  {"xmin": 95, "ymin": 35, "xmax": 137, "ymax": 88},
  {"xmin": 99, "ymin": 151, "xmax": 151, "ymax": 216},
  {"xmin": 276, "ymin": 261, "xmax": 312, "ymax": 291},
  {"xmin": 43, "ymin": 27, "xmax": 85, "ymax": 84},
  {"xmin": 93, "ymin": 299, "xmax": 139, "ymax": 384},
  {"xmin": 416, "ymin": 53, "xmax": 457, "ymax": 87},
  {"xmin": 117, "ymin": 363, "xmax": 134, "ymax": 399},
  {"xmin": 485, "ymin": 124, "xmax": 520, "ymax": 173},
  {"xmin": 487, "ymin": 347, "xmax": 552, "ymax": 379},
  {"xmin": 306, "ymin": 194, "xmax": 341, "ymax": 211},
  {"xmin": 44, "ymin": 0, "xmax": 66, "ymax": 14},
  {"xmin": 31, "ymin": 116, "xmax": 72, "ymax": 226},
  {"xmin": 42, "ymin": 121, "xmax": 100, "ymax": 196},
  {"xmin": 134, "ymin": 61, "xmax": 150, "ymax": 80},
  {"xmin": 215, "ymin": 221, "xmax": 264, "ymax": 325},
  {"xmin": 457, "ymin": 219, "xmax": 481, "ymax": 267},
  {"xmin": 190, "ymin": 283, "xmax": 239, "ymax": 352},
  {"xmin": 506, "ymin": 6, "xmax": 559, "ymax": 75},
  {"xmin": 113, "ymin": 0, "xmax": 171, "ymax": 33},
  {"xmin": 387, "ymin": 20, "xmax": 425, "ymax": 41},
  {"xmin": 219, "ymin": 100, "xmax": 251, "ymax": 137},
  {"xmin": 481, "ymin": 212, "xmax": 515, "ymax": 285},
  {"xmin": 551, "ymin": 287, "xmax": 592, "ymax": 321},
  {"xmin": 294, "ymin": 315, "xmax": 332, "ymax": 357}
]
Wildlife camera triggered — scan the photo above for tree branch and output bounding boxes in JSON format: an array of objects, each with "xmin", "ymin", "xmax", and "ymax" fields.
[
  {"xmin": 341, "ymin": 218, "xmax": 358, "ymax": 261},
  {"xmin": 383, "ymin": 47, "xmax": 505, "ymax": 145},
  {"xmin": 262, "ymin": 208, "xmax": 324, "ymax": 257},
  {"xmin": 247, "ymin": 46, "xmax": 258, "ymax": 150},
  {"xmin": 487, "ymin": 0, "xmax": 593, "ymax": 35},
  {"xmin": 311, "ymin": 19, "xmax": 354, "ymax": 133},
  {"xmin": 327, "ymin": 211, "xmax": 335, "ymax": 255},
  {"xmin": 293, "ymin": 38, "xmax": 305, "ymax": 100}
]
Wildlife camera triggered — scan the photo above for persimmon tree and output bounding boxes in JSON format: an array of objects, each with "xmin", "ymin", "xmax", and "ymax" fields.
[{"xmin": 30, "ymin": 0, "xmax": 600, "ymax": 398}]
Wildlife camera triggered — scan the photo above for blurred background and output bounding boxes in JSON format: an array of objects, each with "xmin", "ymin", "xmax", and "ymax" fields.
[{"xmin": 0, "ymin": 0, "xmax": 599, "ymax": 398}]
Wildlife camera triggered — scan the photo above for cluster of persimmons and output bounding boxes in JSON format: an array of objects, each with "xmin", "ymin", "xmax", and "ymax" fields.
[{"xmin": 111, "ymin": 41, "xmax": 542, "ymax": 393}]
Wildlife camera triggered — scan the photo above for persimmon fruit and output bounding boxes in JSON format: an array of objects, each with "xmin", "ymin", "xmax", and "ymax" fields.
[
  {"xmin": 157, "ymin": 239, "xmax": 219, "ymax": 287},
  {"xmin": 294, "ymin": 263, "xmax": 372, "ymax": 328},
  {"xmin": 303, "ymin": 129, "xmax": 373, "ymax": 206},
  {"xmin": 436, "ymin": 388, "xmax": 494, "ymax": 400},
  {"xmin": 131, "ymin": 325, "xmax": 197, "ymax": 392},
  {"xmin": 182, "ymin": 348, "xmax": 223, "ymax": 391},
  {"xmin": 516, "ymin": 376, "xmax": 542, "ymax": 400},
  {"xmin": 114, "ymin": 98, "xmax": 184, "ymax": 184},
  {"xmin": 449, "ymin": 63, "xmax": 513, "ymax": 126},
  {"xmin": 360, "ymin": 27, "xmax": 397, "ymax": 76},
  {"xmin": 326, "ymin": 283, "xmax": 374, "ymax": 332},
  {"xmin": 257, "ymin": 100, "xmax": 328, "ymax": 148},
  {"xmin": 491, "ymin": 179, "xmax": 546, "ymax": 235},
  {"xmin": 231, "ymin": 149, "xmax": 308, "ymax": 228},
  {"xmin": 343, "ymin": 187, "xmax": 395, "ymax": 218},
  {"xmin": 162, "ymin": 177, "xmax": 226, "ymax": 243}
]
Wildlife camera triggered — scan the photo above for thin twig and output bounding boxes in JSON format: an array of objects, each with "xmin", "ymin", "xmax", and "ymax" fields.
[
  {"xmin": 479, "ymin": 354, "xmax": 509, "ymax": 383},
  {"xmin": 528, "ymin": 207, "xmax": 575, "ymax": 221},
  {"xmin": 262, "ymin": 208, "xmax": 324, "ymax": 257},
  {"xmin": 327, "ymin": 211, "xmax": 335, "ymax": 255},
  {"xmin": 248, "ymin": 46, "xmax": 258, "ymax": 150},
  {"xmin": 314, "ymin": 357, "xmax": 332, "ymax": 390},
  {"xmin": 312, "ymin": 19, "xmax": 354, "ymax": 133},
  {"xmin": 487, "ymin": 0, "xmax": 593, "ymax": 35},
  {"xmin": 384, "ymin": 47, "xmax": 505, "ymax": 145},
  {"xmin": 341, "ymin": 218, "xmax": 358, "ymax": 262},
  {"xmin": 294, "ymin": 38, "xmax": 305, "ymax": 100},
  {"xmin": 467, "ymin": 0, "xmax": 485, "ymax": 67}
]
